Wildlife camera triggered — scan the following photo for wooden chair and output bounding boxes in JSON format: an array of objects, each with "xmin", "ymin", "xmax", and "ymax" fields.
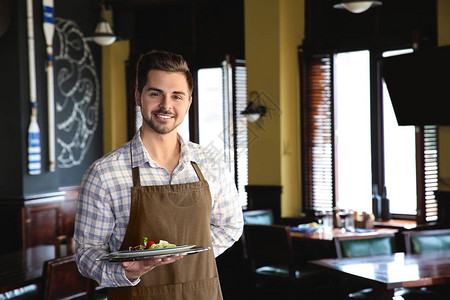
[
  {"xmin": 335, "ymin": 233, "xmax": 440, "ymax": 299},
  {"xmin": 334, "ymin": 233, "xmax": 394, "ymax": 299},
  {"xmin": 241, "ymin": 209, "xmax": 275, "ymax": 260},
  {"xmin": 46, "ymin": 235, "xmax": 107, "ymax": 300},
  {"xmin": 403, "ymin": 229, "xmax": 450, "ymax": 298},
  {"xmin": 41, "ymin": 255, "xmax": 93, "ymax": 300},
  {"xmin": 334, "ymin": 232, "xmax": 396, "ymax": 259},
  {"xmin": 55, "ymin": 235, "xmax": 75, "ymax": 257},
  {"xmin": 403, "ymin": 228, "xmax": 450, "ymax": 254},
  {"xmin": 243, "ymin": 224, "xmax": 332, "ymax": 299}
]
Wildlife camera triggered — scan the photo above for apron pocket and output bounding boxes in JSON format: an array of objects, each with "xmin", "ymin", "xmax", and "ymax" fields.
[
  {"xmin": 167, "ymin": 189, "xmax": 202, "ymax": 207},
  {"xmin": 182, "ymin": 276, "xmax": 223, "ymax": 300}
]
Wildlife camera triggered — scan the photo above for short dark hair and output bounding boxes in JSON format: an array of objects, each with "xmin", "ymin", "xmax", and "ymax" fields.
[{"xmin": 135, "ymin": 50, "xmax": 193, "ymax": 96}]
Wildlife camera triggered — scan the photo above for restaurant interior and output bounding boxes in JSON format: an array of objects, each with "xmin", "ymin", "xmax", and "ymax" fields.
[{"xmin": 2, "ymin": 0, "xmax": 450, "ymax": 299}]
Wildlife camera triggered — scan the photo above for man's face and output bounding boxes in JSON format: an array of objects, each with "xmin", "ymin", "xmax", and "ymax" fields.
[{"xmin": 136, "ymin": 70, "xmax": 192, "ymax": 135}]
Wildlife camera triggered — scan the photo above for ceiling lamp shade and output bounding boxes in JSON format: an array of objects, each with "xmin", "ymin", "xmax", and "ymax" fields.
[
  {"xmin": 87, "ymin": 4, "xmax": 117, "ymax": 46},
  {"xmin": 93, "ymin": 19, "xmax": 116, "ymax": 46},
  {"xmin": 241, "ymin": 101, "xmax": 267, "ymax": 122},
  {"xmin": 334, "ymin": 0, "xmax": 382, "ymax": 14}
]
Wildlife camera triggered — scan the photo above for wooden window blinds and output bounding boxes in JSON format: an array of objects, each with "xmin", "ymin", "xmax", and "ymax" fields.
[{"xmin": 299, "ymin": 47, "xmax": 439, "ymax": 223}]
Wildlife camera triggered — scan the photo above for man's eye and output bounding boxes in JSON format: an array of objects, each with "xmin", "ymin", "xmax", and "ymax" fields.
[
  {"xmin": 173, "ymin": 95, "xmax": 182, "ymax": 100},
  {"xmin": 150, "ymin": 92, "xmax": 161, "ymax": 97}
]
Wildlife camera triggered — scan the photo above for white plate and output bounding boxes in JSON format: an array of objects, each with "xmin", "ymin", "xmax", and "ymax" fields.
[
  {"xmin": 109, "ymin": 245, "xmax": 196, "ymax": 258},
  {"xmin": 97, "ymin": 246, "xmax": 210, "ymax": 262}
]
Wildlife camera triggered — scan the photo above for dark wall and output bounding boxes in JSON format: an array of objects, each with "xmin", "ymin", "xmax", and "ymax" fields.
[
  {"xmin": 111, "ymin": 0, "xmax": 244, "ymax": 144},
  {"xmin": 305, "ymin": 0, "xmax": 437, "ymax": 52},
  {"xmin": 0, "ymin": 0, "xmax": 22, "ymax": 199},
  {"xmin": 112, "ymin": 0, "xmax": 245, "ymax": 69},
  {"xmin": 0, "ymin": 0, "xmax": 103, "ymax": 199}
]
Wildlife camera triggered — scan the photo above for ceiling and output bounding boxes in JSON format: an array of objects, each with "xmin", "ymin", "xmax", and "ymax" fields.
[{"xmin": 105, "ymin": 0, "xmax": 219, "ymax": 7}]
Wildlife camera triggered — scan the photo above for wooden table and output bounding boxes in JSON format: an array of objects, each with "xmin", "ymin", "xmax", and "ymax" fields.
[
  {"xmin": 308, "ymin": 250, "xmax": 450, "ymax": 300},
  {"xmin": 372, "ymin": 219, "xmax": 417, "ymax": 230},
  {"xmin": 290, "ymin": 227, "xmax": 398, "ymax": 243},
  {"xmin": 0, "ymin": 245, "xmax": 55, "ymax": 293}
]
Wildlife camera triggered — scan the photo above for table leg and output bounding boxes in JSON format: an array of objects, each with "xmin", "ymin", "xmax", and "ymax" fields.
[{"xmin": 372, "ymin": 286, "xmax": 394, "ymax": 300}]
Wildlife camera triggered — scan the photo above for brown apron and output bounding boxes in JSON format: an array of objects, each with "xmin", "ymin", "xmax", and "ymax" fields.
[{"xmin": 108, "ymin": 159, "xmax": 223, "ymax": 300}]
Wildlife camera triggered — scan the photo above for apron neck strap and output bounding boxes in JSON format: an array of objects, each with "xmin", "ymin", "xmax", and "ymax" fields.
[
  {"xmin": 191, "ymin": 161, "xmax": 205, "ymax": 181},
  {"xmin": 130, "ymin": 142, "xmax": 205, "ymax": 186},
  {"xmin": 132, "ymin": 162, "xmax": 204, "ymax": 187},
  {"xmin": 132, "ymin": 167, "xmax": 141, "ymax": 186}
]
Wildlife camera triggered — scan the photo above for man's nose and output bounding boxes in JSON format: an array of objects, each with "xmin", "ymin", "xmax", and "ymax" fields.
[{"xmin": 159, "ymin": 95, "xmax": 170, "ymax": 109}]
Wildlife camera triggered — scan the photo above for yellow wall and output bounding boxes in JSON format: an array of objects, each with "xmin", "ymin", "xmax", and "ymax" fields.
[
  {"xmin": 279, "ymin": 0, "xmax": 304, "ymax": 216},
  {"xmin": 245, "ymin": 0, "xmax": 304, "ymax": 217},
  {"xmin": 437, "ymin": 0, "xmax": 450, "ymax": 190},
  {"xmin": 245, "ymin": 0, "xmax": 281, "ymax": 186},
  {"xmin": 102, "ymin": 40, "xmax": 130, "ymax": 154}
]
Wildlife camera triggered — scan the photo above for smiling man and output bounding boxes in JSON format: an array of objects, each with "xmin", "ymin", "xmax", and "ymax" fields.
[
  {"xmin": 139, "ymin": 70, "xmax": 191, "ymax": 135},
  {"xmin": 74, "ymin": 50, "xmax": 244, "ymax": 300}
]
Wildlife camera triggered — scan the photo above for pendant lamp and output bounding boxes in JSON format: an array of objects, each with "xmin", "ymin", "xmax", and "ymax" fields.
[
  {"xmin": 91, "ymin": 4, "xmax": 116, "ymax": 46},
  {"xmin": 334, "ymin": 0, "xmax": 382, "ymax": 14}
]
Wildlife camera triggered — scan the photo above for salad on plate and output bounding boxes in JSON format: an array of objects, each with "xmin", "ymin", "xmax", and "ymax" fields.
[{"xmin": 129, "ymin": 237, "xmax": 177, "ymax": 251}]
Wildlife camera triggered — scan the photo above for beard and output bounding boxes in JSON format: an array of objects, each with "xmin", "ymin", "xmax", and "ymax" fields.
[{"xmin": 142, "ymin": 109, "xmax": 180, "ymax": 135}]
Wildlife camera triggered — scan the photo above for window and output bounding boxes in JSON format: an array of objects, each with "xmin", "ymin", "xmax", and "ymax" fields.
[
  {"xmin": 334, "ymin": 50, "xmax": 372, "ymax": 213},
  {"xmin": 198, "ymin": 68, "xmax": 225, "ymax": 152},
  {"xmin": 382, "ymin": 49, "xmax": 417, "ymax": 215},
  {"xmin": 299, "ymin": 47, "xmax": 438, "ymax": 223},
  {"xmin": 197, "ymin": 59, "xmax": 248, "ymax": 206}
]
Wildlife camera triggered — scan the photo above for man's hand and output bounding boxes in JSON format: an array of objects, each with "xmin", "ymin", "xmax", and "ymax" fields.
[{"xmin": 122, "ymin": 255, "xmax": 184, "ymax": 281}]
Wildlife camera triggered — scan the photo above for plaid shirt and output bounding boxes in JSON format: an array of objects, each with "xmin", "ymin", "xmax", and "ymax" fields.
[{"xmin": 74, "ymin": 131, "xmax": 243, "ymax": 287}]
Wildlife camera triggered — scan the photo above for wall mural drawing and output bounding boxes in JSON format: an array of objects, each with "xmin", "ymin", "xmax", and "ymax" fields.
[{"xmin": 53, "ymin": 17, "xmax": 100, "ymax": 169}]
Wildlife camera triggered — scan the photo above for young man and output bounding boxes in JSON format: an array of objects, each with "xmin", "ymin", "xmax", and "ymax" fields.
[{"xmin": 74, "ymin": 50, "xmax": 244, "ymax": 300}]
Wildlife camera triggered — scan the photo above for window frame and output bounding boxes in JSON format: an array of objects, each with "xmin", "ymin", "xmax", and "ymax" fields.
[{"xmin": 299, "ymin": 46, "xmax": 438, "ymax": 224}]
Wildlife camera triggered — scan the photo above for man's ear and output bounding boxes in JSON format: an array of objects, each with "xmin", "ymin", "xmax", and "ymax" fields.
[{"xmin": 135, "ymin": 89, "xmax": 141, "ymax": 106}]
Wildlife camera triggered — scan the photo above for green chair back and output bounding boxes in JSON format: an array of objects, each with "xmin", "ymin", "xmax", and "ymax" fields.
[
  {"xmin": 403, "ymin": 229, "xmax": 450, "ymax": 254},
  {"xmin": 338, "ymin": 236, "xmax": 393, "ymax": 258},
  {"xmin": 411, "ymin": 234, "xmax": 450, "ymax": 253},
  {"xmin": 243, "ymin": 210, "xmax": 274, "ymax": 225}
]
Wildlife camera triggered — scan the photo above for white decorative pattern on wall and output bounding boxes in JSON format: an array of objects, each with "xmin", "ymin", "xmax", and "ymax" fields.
[{"xmin": 53, "ymin": 17, "xmax": 100, "ymax": 169}]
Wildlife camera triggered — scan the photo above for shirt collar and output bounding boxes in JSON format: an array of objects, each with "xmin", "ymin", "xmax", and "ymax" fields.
[
  {"xmin": 130, "ymin": 130, "xmax": 197, "ymax": 169},
  {"xmin": 178, "ymin": 134, "xmax": 197, "ymax": 165}
]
